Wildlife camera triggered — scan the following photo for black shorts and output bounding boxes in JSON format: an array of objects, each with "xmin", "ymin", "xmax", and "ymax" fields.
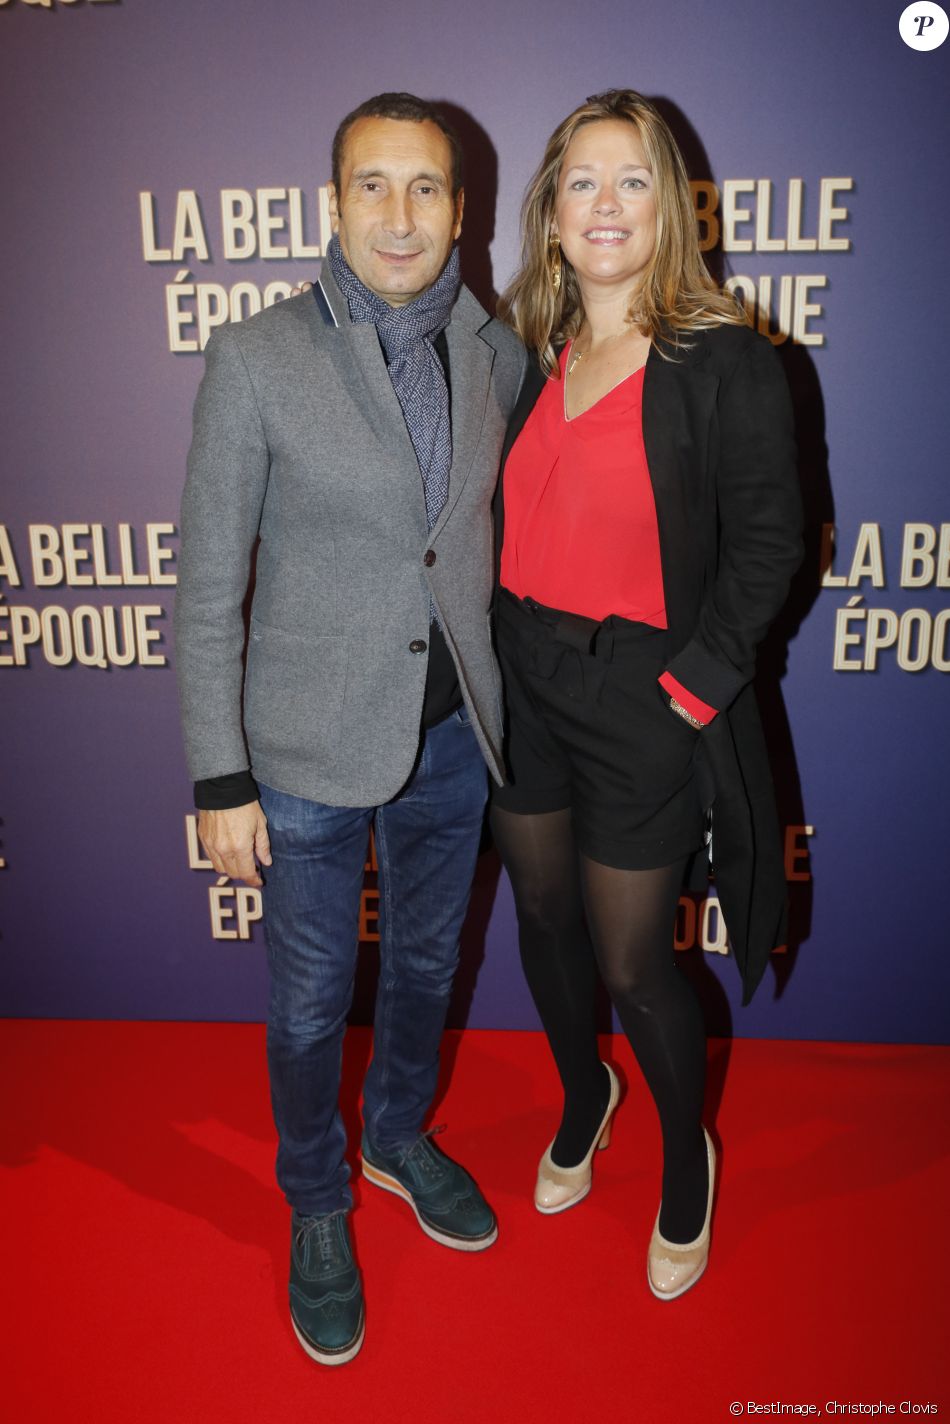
[{"xmin": 492, "ymin": 588, "xmax": 707, "ymax": 870}]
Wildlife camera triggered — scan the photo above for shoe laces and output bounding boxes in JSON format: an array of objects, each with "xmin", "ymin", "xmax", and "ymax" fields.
[
  {"xmin": 295, "ymin": 1210, "xmax": 345, "ymax": 1267},
  {"xmin": 404, "ymin": 1125, "xmax": 446, "ymax": 1180}
]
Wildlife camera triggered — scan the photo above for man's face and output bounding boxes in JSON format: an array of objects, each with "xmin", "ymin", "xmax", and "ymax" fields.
[{"xmin": 329, "ymin": 116, "xmax": 463, "ymax": 306}]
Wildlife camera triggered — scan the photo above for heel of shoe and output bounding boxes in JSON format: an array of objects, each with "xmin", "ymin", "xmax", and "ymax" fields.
[{"xmin": 533, "ymin": 1063, "xmax": 620, "ymax": 1213}]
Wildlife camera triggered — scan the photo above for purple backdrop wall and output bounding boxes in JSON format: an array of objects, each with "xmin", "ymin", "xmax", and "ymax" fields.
[{"xmin": 0, "ymin": 0, "xmax": 946, "ymax": 1043}]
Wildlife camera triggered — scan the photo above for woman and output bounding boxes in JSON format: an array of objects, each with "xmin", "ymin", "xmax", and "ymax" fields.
[{"xmin": 491, "ymin": 89, "xmax": 802, "ymax": 1299}]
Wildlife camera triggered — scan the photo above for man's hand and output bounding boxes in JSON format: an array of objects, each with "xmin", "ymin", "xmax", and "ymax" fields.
[
  {"xmin": 290, "ymin": 280, "xmax": 314, "ymax": 297},
  {"xmin": 198, "ymin": 801, "xmax": 272, "ymax": 888}
]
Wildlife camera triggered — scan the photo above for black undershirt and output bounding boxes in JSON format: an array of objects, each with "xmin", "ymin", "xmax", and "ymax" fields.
[{"xmin": 194, "ymin": 328, "xmax": 461, "ymax": 811}]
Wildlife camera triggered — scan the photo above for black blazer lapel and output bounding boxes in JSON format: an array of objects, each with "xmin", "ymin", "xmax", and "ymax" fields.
[
  {"xmin": 493, "ymin": 354, "xmax": 547, "ymax": 586},
  {"xmin": 641, "ymin": 334, "xmax": 720, "ymax": 646}
]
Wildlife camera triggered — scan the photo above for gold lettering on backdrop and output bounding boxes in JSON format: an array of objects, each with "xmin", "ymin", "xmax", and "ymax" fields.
[
  {"xmin": 0, "ymin": 524, "xmax": 178, "ymax": 670},
  {"xmin": 139, "ymin": 187, "xmax": 333, "ymax": 350},
  {"xmin": 26, "ymin": 523, "xmax": 176, "ymax": 587},
  {"xmin": 694, "ymin": 178, "xmax": 853, "ymax": 253},
  {"xmin": 0, "ymin": 602, "xmax": 166, "ymax": 668},
  {"xmin": 821, "ymin": 524, "xmax": 950, "ymax": 673},
  {"xmin": 690, "ymin": 177, "xmax": 854, "ymax": 346},
  {"xmin": 209, "ymin": 880, "xmax": 264, "ymax": 941},
  {"xmin": 0, "ymin": 526, "xmax": 22, "ymax": 587}
]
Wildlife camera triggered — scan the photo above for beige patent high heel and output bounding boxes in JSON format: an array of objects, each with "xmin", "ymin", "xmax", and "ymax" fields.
[
  {"xmin": 534, "ymin": 1063, "xmax": 621, "ymax": 1215},
  {"xmin": 647, "ymin": 1127, "xmax": 716, "ymax": 1300}
]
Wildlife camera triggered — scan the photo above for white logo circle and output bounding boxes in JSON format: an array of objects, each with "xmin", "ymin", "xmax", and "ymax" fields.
[{"xmin": 899, "ymin": 1, "xmax": 949, "ymax": 48}]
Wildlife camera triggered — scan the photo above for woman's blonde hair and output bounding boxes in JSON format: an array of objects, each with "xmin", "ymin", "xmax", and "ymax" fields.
[{"xmin": 498, "ymin": 89, "xmax": 744, "ymax": 375}]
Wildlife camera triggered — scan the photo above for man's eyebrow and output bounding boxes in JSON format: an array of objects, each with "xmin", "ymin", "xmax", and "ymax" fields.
[{"xmin": 350, "ymin": 167, "xmax": 448, "ymax": 187}]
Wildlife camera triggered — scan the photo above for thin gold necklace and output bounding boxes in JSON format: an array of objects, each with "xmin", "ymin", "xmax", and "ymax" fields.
[{"xmin": 568, "ymin": 327, "xmax": 632, "ymax": 376}]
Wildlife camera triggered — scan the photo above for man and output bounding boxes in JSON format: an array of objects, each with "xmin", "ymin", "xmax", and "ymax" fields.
[{"xmin": 175, "ymin": 93, "xmax": 524, "ymax": 1366}]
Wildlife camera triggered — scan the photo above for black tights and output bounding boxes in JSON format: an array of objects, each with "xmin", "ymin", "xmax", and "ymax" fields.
[{"xmin": 491, "ymin": 804, "xmax": 709, "ymax": 1244}]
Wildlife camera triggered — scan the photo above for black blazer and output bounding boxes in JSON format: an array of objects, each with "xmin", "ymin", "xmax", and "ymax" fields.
[{"xmin": 495, "ymin": 323, "xmax": 804, "ymax": 1003}]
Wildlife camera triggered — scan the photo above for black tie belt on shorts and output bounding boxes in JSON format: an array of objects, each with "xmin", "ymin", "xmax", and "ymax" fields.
[{"xmin": 510, "ymin": 592, "xmax": 659, "ymax": 703}]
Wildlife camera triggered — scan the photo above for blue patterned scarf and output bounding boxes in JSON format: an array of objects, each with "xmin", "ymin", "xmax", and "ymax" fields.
[{"xmin": 327, "ymin": 235, "xmax": 459, "ymax": 531}]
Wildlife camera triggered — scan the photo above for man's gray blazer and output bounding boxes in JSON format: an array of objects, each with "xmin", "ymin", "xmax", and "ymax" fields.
[{"xmin": 175, "ymin": 262, "xmax": 526, "ymax": 806}]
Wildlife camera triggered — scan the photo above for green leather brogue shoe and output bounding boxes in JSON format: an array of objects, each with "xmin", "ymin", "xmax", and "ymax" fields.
[
  {"xmin": 288, "ymin": 1210, "xmax": 364, "ymax": 1366},
  {"xmin": 361, "ymin": 1130, "xmax": 497, "ymax": 1251}
]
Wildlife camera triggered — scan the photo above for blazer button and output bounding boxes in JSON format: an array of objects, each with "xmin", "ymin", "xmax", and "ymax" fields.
[
  {"xmin": 409, "ymin": 638, "xmax": 428, "ymax": 654},
  {"xmin": 423, "ymin": 550, "xmax": 436, "ymax": 567}
]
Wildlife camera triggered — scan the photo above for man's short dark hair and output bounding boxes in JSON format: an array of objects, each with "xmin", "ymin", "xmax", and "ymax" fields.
[{"xmin": 331, "ymin": 92, "xmax": 464, "ymax": 199}]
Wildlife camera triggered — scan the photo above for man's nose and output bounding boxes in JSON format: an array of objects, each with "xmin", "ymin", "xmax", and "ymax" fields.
[{"xmin": 382, "ymin": 190, "xmax": 414, "ymax": 238}]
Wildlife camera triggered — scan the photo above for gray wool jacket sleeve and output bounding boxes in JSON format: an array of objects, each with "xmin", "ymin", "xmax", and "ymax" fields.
[{"xmin": 175, "ymin": 325, "xmax": 270, "ymax": 781}]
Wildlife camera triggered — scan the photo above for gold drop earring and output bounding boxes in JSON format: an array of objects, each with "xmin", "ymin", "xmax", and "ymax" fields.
[{"xmin": 548, "ymin": 230, "xmax": 562, "ymax": 295}]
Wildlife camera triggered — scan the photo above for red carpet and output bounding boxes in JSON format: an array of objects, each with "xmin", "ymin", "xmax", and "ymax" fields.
[{"xmin": 2, "ymin": 1022, "xmax": 947, "ymax": 1422}]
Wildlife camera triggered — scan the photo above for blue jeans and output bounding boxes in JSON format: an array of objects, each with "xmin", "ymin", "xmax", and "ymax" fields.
[{"xmin": 258, "ymin": 707, "xmax": 488, "ymax": 1217}]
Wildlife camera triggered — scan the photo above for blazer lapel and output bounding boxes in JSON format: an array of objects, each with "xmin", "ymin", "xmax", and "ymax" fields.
[
  {"xmin": 430, "ymin": 286, "xmax": 495, "ymax": 538},
  {"xmin": 642, "ymin": 333, "xmax": 719, "ymax": 637},
  {"xmin": 501, "ymin": 353, "xmax": 545, "ymax": 467},
  {"xmin": 310, "ymin": 271, "xmax": 502, "ymax": 540},
  {"xmin": 493, "ymin": 354, "xmax": 546, "ymax": 583},
  {"xmin": 308, "ymin": 271, "xmax": 429, "ymax": 528}
]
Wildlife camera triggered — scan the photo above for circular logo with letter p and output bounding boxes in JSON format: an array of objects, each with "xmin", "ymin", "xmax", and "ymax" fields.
[{"xmin": 899, "ymin": 1, "xmax": 949, "ymax": 48}]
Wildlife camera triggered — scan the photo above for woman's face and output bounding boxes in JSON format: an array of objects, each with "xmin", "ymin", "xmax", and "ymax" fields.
[{"xmin": 554, "ymin": 118, "xmax": 657, "ymax": 296}]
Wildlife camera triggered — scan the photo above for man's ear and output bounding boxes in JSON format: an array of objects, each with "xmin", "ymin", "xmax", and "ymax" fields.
[
  {"xmin": 327, "ymin": 182, "xmax": 340, "ymax": 231},
  {"xmin": 453, "ymin": 187, "xmax": 464, "ymax": 242}
]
